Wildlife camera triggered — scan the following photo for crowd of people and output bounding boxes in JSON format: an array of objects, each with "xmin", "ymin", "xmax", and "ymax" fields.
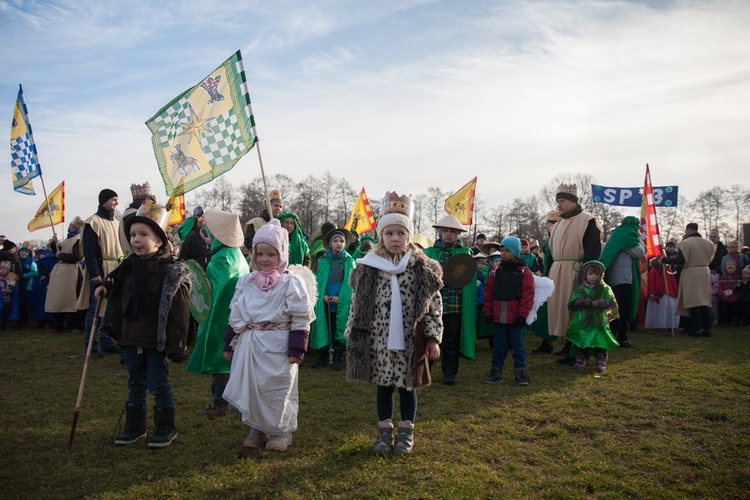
[{"xmin": 4, "ymin": 180, "xmax": 749, "ymax": 456}]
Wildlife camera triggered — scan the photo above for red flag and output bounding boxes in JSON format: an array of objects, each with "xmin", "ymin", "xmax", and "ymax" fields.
[{"xmin": 639, "ymin": 164, "xmax": 663, "ymax": 258}]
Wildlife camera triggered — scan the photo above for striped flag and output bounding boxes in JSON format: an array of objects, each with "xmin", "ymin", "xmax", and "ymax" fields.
[
  {"xmin": 10, "ymin": 85, "xmax": 42, "ymax": 195},
  {"xmin": 28, "ymin": 180, "xmax": 64, "ymax": 232},
  {"xmin": 146, "ymin": 51, "xmax": 258, "ymax": 196},
  {"xmin": 639, "ymin": 164, "xmax": 663, "ymax": 258},
  {"xmin": 344, "ymin": 188, "xmax": 376, "ymax": 234},
  {"xmin": 444, "ymin": 177, "xmax": 476, "ymax": 225}
]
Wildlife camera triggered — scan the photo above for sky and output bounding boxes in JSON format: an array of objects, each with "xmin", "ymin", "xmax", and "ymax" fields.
[{"xmin": 1, "ymin": 0, "xmax": 749, "ymax": 243}]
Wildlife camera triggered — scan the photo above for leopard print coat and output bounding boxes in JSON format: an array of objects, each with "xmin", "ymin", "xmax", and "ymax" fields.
[{"xmin": 346, "ymin": 250, "xmax": 443, "ymax": 390}]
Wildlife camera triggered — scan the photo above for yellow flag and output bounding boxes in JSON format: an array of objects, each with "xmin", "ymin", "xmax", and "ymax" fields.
[
  {"xmin": 344, "ymin": 188, "xmax": 376, "ymax": 234},
  {"xmin": 167, "ymin": 194, "xmax": 186, "ymax": 227},
  {"xmin": 27, "ymin": 180, "xmax": 64, "ymax": 232},
  {"xmin": 444, "ymin": 177, "xmax": 476, "ymax": 225}
]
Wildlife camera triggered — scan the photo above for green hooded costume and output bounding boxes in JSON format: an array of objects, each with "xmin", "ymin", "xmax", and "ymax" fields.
[
  {"xmin": 565, "ymin": 261, "xmax": 620, "ymax": 351},
  {"xmin": 277, "ymin": 211, "xmax": 310, "ymax": 266},
  {"xmin": 599, "ymin": 216, "xmax": 642, "ymax": 320},
  {"xmin": 310, "ymin": 249, "xmax": 356, "ymax": 349},
  {"xmin": 186, "ymin": 237, "xmax": 249, "ymax": 375}
]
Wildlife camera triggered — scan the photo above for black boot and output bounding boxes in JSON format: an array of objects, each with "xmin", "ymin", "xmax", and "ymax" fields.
[
  {"xmin": 331, "ymin": 347, "xmax": 343, "ymax": 371},
  {"xmin": 312, "ymin": 348, "xmax": 328, "ymax": 368},
  {"xmin": 149, "ymin": 407, "xmax": 177, "ymax": 449},
  {"xmin": 114, "ymin": 402, "xmax": 147, "ymax": 445},
  {"xmin": 555, "ymin": 340, "xmax": 573, "ymax": 364},
  {"xmin": 531, "ymin": 339, "xmax": 554, "ymax": 354}
]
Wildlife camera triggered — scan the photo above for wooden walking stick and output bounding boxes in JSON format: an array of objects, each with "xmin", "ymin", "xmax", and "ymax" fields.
[{"xmin": 67, "ymin": 296, "xmax": 104, "ymax": 449}]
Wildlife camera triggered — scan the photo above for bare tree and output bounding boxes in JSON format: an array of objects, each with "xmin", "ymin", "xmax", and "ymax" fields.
[
  {"xmin": 726, "ymin": 184, "xmax": 750, "ymax": 242},
  {"xmin": 193, "ymin": 176, "xmax": 235, "ymax": 212},
  {"xmin": 426, "ymin": 186, "xmax": 446, "ymax": 226},
  {"xmin": 691, "ymin": 186, "xmax": 726, "ymax": 234}
]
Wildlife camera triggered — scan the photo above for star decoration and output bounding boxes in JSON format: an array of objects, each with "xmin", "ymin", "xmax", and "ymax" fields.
[{"xmin": 178, "ymin": 104, "xmax": 212, "ymax": 145}]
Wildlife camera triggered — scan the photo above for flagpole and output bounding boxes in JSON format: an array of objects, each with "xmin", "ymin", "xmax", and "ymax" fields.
[
  {"xmin": 37, "ymin": 174, "xmax": 58, "ymax": 241},
  {"xmin": 647, "ymin": 163, "xmax": 674, "ymax": 337},
  {"xmin": 254, "ymin": 142, "xmax": 273, "ymax": 216}
]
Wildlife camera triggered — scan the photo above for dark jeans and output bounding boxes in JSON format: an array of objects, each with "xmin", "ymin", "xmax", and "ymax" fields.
[
  {"xmin": 491, "ymin": 323, "xmax": 526, "ymax": 370},
  {"xmin": 610, "ymin": 283, "xmax": 632, "ymax": 341},
  {"xmin": 212, "ymin": 373, "xmax": 230, "ymax": 405},
  {"xmin": 83, "ymin": 287, "xmax": 116, "ymax": 350},
  {"xmin": 441, "ymin": 313, "xmax": 462, "ymax": 376},
  {"xmin": 376, "ymin": 385, "xmax": 417, "ymax": 423},
  {"xmin": 688, "ymin": 305, "xmax": 712, "ymax": 332},
  {"xmin": 122, "ymin": 346, "xmax": 174, "ymax": 408}
]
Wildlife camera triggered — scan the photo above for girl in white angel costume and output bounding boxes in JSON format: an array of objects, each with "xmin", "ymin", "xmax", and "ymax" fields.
[{"xmin": 222, "ymin": 219, "xmax": 316, "ymax": 452}]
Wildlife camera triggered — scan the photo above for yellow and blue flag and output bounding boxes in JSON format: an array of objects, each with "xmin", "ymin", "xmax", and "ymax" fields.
[
  {"xmin": 28, "ymin": 180, "xmax": 64, "ymax": 232},
  {"xmin": 146, "ymin": 51, "xmax": 258, "ymax": 196},
  {"xmin": 10, "ymin": 85, "xmax": 42, "ymax": 195}
]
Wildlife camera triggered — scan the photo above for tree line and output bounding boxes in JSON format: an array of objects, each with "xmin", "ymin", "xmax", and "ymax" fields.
[{"xmin": 189, "ymin": 172, "xmax": 750, "ymax": 246}]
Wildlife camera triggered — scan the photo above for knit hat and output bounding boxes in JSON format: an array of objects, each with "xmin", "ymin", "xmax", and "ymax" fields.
[
  {"xmin": 323, "ymin": 227, "xmax": 354, "ymax": 251},
  {"xmin": 204, "ymin": 208, "xmax": 244, "ymax": 248},
  {"xmin": 98, "ymin": 188, "xmax": 118, "ymax": 206},
  {"xmin": 500, "ymin": 236, "xmax": 521, "ymax": 258},
  {"xmin": 269, "ymin": 189, "xmax": 283, "ymax": 205},
  {"xmin": 18, "ymin": 246, "xmax": 32, "ymax": 257},
  {"xmin": 433, "ymin": 214, "xmax": 467, "ymax": 233},
  {"xmin": 546, "ymin": 210, "xmax": 561, "ymax": 223},
  {"xmin": 555, "ymin": 183, "xmax": 578, "ymax": 203},
  {"xmin": 377, "ymin": 191, "xmax": 414, "ymax": 237},
  {"xmin": 130, "ymin": 182, "xmax": 154, "ymax": 202},
  {"xmin": 520, "ymin": 238, "xmax": 530, "ymax": 247},
  {"xmin": 253, "ymin": 219, "xmax": 289, "ymax": 272},
  {"xmin": 124, "ymin": 199, "xmax": 170, "ymax": 247},
  {"xmin": 725, "ymin": 261, "xmax": 737, "ymax": 271},
  {"xmin": 742, "ymin": 265, "xmax": 750, "ymax": 276}
]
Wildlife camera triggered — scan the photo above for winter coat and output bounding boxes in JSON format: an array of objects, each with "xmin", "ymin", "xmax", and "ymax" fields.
[
  {"xmin": 663, "ymin": 232, "xmax": 714, "ymax": 313},
  {"xmin": 483, "ymin": 259, "xmax": 535, "ymax": 324},
  {"xmin": 346, "ymin": 250, "xmax": 443, "ymax": 390},
  {"xmin": 100, "ymin": 252, "xmax": 191, "ymax": 361},
  {"xmin": 718, "ymin": 272, "xmax": 740, "ymax": 303}
]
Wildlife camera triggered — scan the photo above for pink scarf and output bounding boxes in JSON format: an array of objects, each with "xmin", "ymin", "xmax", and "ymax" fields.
[{"xmin": 253, "ymin": 270, "xmax": 280, "ymax": 291}]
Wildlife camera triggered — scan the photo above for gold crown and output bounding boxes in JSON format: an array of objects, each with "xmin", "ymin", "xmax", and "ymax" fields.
[
  {"xmin": 130, "ymin": 182, "xmax": 152, "ymax": 200},
  {"xmin": 381, "ymin": 192, "xmax": 413, "ymax": 218}
]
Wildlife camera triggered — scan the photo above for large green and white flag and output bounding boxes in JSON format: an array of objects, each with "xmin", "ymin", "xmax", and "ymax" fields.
[{"xmin": 146, "ymin": 51, "xmax": 258, "ymax": 196}]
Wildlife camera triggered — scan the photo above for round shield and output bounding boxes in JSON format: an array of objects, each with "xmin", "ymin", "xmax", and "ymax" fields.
[
  {"xmin": 186, "ymin": 260, "xmax": 212, "ymax": 324},
  {"xmin": 442, "ymin": 253, "xmax": 476, "ymax": 288}
]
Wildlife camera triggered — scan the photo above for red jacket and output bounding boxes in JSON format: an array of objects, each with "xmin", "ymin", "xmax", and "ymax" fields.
[{"xmin": 483, "ymin": 260, "xmax": 535, "ymax": 324}]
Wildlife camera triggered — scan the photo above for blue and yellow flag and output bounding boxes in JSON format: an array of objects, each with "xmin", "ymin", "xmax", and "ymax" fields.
[
  {"xmin": 146, "ymin": 51, "xmax": 258, "ymax": 196},
  {"xmin": 10, "ymin": 85, "xmax": 42, "ymax": 195}
]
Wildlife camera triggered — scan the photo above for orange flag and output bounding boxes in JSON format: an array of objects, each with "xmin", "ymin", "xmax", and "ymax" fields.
[
  {"xmin": 167, "ymin": 194, "xmax": 186, "ymax": 227},
  {"xmin": 344, "ymin": 188, "xmax": 376, "ymax": 234},
  {"xmin": 444, "ymin": 177, "xmax": 476, "ymax": 225}
]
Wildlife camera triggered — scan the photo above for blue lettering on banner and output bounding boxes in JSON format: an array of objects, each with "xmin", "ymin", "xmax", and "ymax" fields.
[{"xmin": 591, "ymin": 185, "xmax": 678, "ymax": 207}]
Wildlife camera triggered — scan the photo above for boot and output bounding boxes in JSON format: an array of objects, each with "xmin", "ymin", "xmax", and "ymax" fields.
[
  {"xmin": 514, "ymin": 367, "xmax": 530, "ymax": 386},
  {"xmin": 114, "ymin": 402, "xmax": 147, "ymax": 445},
  {"xmin": 149, "ymin": 407, "xmax": 177, "ymax": 449},
  {"xmin": 555, "ymin": 340, "xmax": 573, "ymax": 364},
  {"xmin": 573, "ymin": 351, "xmax": 586, "ymax": 370},
  {"xmin": 312, "ymin": 348, "xmax": 328, "ymax": 368},
  {"xmin": 595, "ymin": 352, "xmax": 608, "ymax": 372},
  {"xmin": 331, "ymin": 347, "xmax": 343, "ymax": 371},
  {"xmin": 531, "ymin": 339, "xmax": 553, "ymax": 354},
  {"xmin": 483, "ymin": 367, "xmax": 502, "ymax": 384},
  {"xmin": 372, "ymin": 419, "xmax": 394, "ymax": 456},
  {"xmin": 393, "ymin": 420, "xmax": 415, "ymax": 455}
]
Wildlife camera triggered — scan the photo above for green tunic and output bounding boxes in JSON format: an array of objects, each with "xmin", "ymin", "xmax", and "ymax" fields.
[
  {"xmin": 424, "ymin": 244, "xmax": 476, "ymax": 360},
  {"xmin": 565, "ymin": 282, "xmax": 620, "ymax": 351},
  {"xmin": 310, "ymin": 251, "xmax": 356, "ymax": 349},
  {"xmin": 186, "ymin": 241, "xmax": 249, "ymax": 375}
]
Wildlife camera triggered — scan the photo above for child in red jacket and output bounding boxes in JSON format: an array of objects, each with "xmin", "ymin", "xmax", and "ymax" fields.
[{"xmin": 482, "ymin": 237, "xmax": 535, "ymax": 386}]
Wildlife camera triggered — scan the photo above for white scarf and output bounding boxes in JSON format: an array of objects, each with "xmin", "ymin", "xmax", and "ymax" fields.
[{"xmin": 357, "ymin": 250, "xmax": 412, "ymax": 351}]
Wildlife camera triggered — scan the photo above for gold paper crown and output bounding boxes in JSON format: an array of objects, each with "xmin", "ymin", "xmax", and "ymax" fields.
[
  {"xmin": 556, "ymin": 183, "xmax": 577, "ymax": 197},
  {"xmin": 130, "ymin": 182, "xmax": 152, "ymax": 200},
  {"xmin": 381, "ymin": 192, "xmax": 413, "ymax": 218},
  {"xmin": 269, "ymin": 189, "xmax": 283, "ymax": 204}
]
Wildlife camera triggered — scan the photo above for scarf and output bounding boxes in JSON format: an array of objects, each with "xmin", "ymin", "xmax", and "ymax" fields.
[
  {"xmin": 251, "ymin": 269, "xmax": 281, "ymax": 291},
  {"xmin": 357, "ymin": 250, "xmax": 412, "ymax": 351}
]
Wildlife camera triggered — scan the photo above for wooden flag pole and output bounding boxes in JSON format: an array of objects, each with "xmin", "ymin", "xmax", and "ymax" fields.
[
  {"xmin": 37, "ymin": 173, "xmax": 58, "ymax": 241},
  {"xmin": 254, "ymin": 142, "xmax": 273, "ymax": 216}
]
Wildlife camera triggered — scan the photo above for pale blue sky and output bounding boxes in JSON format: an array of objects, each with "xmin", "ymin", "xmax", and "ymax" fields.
[{"xmin": 1, "ymin": 0, "xmax": 748, "ymax": 241}]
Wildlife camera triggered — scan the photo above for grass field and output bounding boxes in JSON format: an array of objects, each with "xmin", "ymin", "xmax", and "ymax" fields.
[{"xmin": 0, "ymin": 326, "xmax": 748, "ymax": 499}]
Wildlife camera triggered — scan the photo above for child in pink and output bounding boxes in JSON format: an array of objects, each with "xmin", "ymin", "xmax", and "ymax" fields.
[{"xmin": 718, "ymin": 261, "xmax": 741, "ymax": 326}]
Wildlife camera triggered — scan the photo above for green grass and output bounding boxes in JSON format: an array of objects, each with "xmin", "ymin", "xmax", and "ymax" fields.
[{"xmin": 1, "ymin": 326, "xmax": 748, "ymax": 498}]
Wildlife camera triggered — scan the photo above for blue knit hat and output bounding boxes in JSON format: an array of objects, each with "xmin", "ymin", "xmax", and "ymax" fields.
[{"xmin": 500, "ymin": 236, "xmax": 521, "ymax": 258}]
